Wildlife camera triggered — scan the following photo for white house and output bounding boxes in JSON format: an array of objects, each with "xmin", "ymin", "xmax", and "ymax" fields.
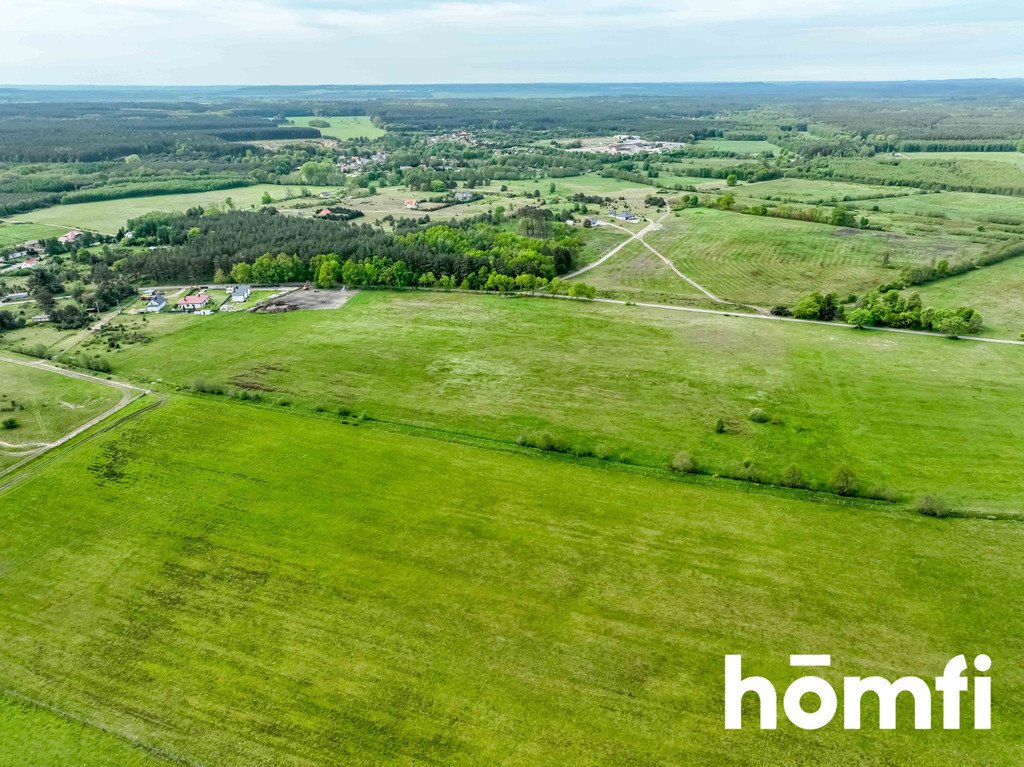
[
  {"xmin": 141, "ymin": 294, "xmax": 166, "ymax": 313},
  {"xmin": 177, "ymin": 293, "xmax": 210, "ymax": 312}
]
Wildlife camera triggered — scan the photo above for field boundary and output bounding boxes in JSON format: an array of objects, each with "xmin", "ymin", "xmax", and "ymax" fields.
[{"xmin": 1, "ymin": 687, "xmax": 198, "ymax": 766}]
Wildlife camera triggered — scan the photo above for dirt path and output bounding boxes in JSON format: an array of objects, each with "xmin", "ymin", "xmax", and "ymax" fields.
[
  {"xmin": 0, "ymin": 356, "xmax": 152, "ymax": 479},
  {"xmin": 563, "ymin": 213, "xmax": 670, "ymax": 279},
  {"xmin": 566, "ymin": 210, "xmax": 768, "ymax": 314}
]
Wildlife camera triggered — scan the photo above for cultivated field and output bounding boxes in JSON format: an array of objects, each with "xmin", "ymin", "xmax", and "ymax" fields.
[
  {"xmin": 87, "ymin": 291, "xmax": 1024, "ymax": 516},
  {"xmin": 0, "ymin": 394, "xmax": 1021, "ymax": 766},
  {"xmin": 7, "ymin": 185, "xmax": 339, "ymax": 233},
  {"xmin": 289, "ymin": 115, "xmax": 386, "ymax": 140},
  {"xmin": 646, "ymin": 208, "xmax": 985, "ymax": 305}
]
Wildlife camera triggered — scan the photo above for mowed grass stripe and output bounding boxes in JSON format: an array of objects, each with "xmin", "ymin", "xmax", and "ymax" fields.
[{"xmin": 1, "ymin": 396, "xmax": 1022, "ymax": 765}]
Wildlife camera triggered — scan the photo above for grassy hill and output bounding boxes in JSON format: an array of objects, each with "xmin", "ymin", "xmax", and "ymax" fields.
[{"xmin": 1, "ymin": 395, "xmax": 1021, "ymax": 766}]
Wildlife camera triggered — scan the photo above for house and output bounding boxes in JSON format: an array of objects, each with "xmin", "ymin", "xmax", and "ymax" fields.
[
  {"xmin": 318, "ymin": 208, "xmax": 332, "ymax": 217},
  {"xmin": 58, "ymin": 229, "xmax": 85, "ymax": 245},
  {"xmin": 30, "ymin": 314, "xmax": 51, "ymax": 323},
  {"xmin": 318, "ymin": 191, "xmax": 333, "ymax": 199},
  {"xmin": 177, "ymin": 293, "xmax": 210, "ymax": 312},
  {"xmin": 21, "ymin": 257, "xmax": 40, "ymax": 268},
  {"xmin": 404, "ymin": 199, "xmax": 419, "ymax": 210},
  {"xmin": 140, "ymin": 288, "xmax": 156, "ymax": 298},
  {"xmin": 453, "ymin": 191, "xmax": 474, "ymax": 202},
  {"xmin": 230, "ymin": 284, "xmax": 252, "ymax": 303},
  {"xmin": 140, "ymin": 294, "xmax": 166, "ymax": 313}
]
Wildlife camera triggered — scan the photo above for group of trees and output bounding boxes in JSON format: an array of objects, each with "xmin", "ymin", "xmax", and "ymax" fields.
[
  {"xmin": 845, "ymin": 290, "xmax": 982, "ymax": 336},
  {"xmin": 118, "ymin": 208, "xmax": 584, "ymax": 288}
]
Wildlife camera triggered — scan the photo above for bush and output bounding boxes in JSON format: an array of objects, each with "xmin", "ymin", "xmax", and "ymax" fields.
[
  {"xmin": 1, "ymin": 418, "xmax": 17, "ymax": 430},
  {"xmin": 714, "ymin": 417, "xmax": 726, "ymax": 434},
  {"xmin": 782, "ymin": 465, "xmax": 804, "ymax": 488},
  {"xmin": 916, "ymin": 495, "xmax": 954, "ymax": 518},
  {"xmin": 828, "ymin": 466, "xmax": 858, "ymax": 496},
  {"xmin": 748, "ymin": 407, "xmax": 770, "ymax": 423},
  {"xmin": 669, "ymin": 451, "xmax": 699, "ymax": 474},
  {"xmin": 191, "ymin": 379, "xmax": 224, "ymax": 395}
]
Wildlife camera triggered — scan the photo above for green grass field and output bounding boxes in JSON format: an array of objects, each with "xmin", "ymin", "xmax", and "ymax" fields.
[
  {"xmin": 571, "ymin": 239, "xmax": 707, "ymax": 303},
  {"xmin": 1, "ymin": 393, "xmax": 1021, "ymax": 766},
  {"xmin": 0, "ymin": 359, "xmax": 124, "ymax": 468},
  {"xmin": 6, "ymin": 185, "xmax": 338, "ymax": 233},
  {"xmin": 573, "ymin": 225, "xmax": 630, "ymax": 268},
  {"xmin": 909, "ymin": 257, "xmax": 1024, "ymax": 339},
  {"xmin": 0, "ymin": 222, "xmax": 70, "ymax": 249},
  {"xmin": 646, "ymin": 208, "xmax": 985, "ymax": 305},
  {"xmin": 87, "ymin": 291, "xmax": 1024, "ymax": 516},
  {"xmin": 901, "ymin": 150, "xmax": 1024, "ymax": 169},
  {"xmin": 736, "ymin": 178, "xmax": 918, "ymax": 204},
  {"xmin": 289, "ymin": 115, "xmax": 386, "ymax": 140},
  {"xmin": 692, "ymin": 139, "xmax": 781, "ymax": 155},
  {"xmin": 860, "ymin": 190, "xmax": 1024, "ymax": 223}
]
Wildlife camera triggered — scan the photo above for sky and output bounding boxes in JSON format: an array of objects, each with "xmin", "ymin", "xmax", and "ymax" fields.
[{"xmin": 3, "ymin": 0, "xmax": 1023, "ymax": 85}]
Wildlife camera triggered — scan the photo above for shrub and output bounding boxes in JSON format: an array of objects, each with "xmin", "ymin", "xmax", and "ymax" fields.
[
  {"xmin": 782, "ymin": 465, "xmax": 804, "ymax": 488},
  {"xmin": 748, "ymin": 407, "xmax": 770, "ymax": 423},
  {"xmin": 669, "ymin": 451, "xmax": 699, "ymax": 474},
  {"xmin": 828, "ymin": 466, "xmax": 858, "ymax": 496},
  {"xmin": 714, "ymin": 417, "xmax": 726, "ymax": 434},
  {"xmin": 916, "ymin": 495, "xmax": 954, "ymax": 518},
  {"xmin": 191, "ymin": 379, "xmax": 224, "ymax": 395},
  {"xmin": 2, "ymin": 418, "xmax": 17, "ymax": 430}
]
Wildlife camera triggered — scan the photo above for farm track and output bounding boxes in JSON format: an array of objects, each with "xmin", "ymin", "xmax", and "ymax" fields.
[
  {"xmin": 570, "ymin": 212, "xmax": 768, "ymax": 314},
  {"xmin": 0, "ymin": 356, "xmax": 154, "ymax": 490}
]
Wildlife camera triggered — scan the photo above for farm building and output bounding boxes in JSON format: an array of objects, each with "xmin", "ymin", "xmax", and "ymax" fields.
[
  {"xmin": 230, "ymin": 285, "xmax": 252, "ymax": 303},
  {"xmin": 177, "ymin": 293, "xmax": 210, "ymax": 312},
  {"xmin": 404, "ymin": 199, "xmax": 419, "ymax": 209},
  {"xmin": 58, "ymin": 229, "xmax": 85, "ymax": 245},
  {"xmin": 318, "ymin": 191, "xmax": 333, "ymax": 199},
  {"xmin": 1, "ymin": 292, "xmax": 29, "ymax": 303},
  {"xmin": 453, "ymin": 191, "xmax": 475, "ymax": 202}
]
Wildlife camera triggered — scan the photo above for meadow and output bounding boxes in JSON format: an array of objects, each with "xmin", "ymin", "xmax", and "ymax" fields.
[
  {"xmin": 0, "ymin": 394, "xmax": 1021, "ymax": 766},
  {"xmin": 692, "ymin": 139, "xmax": 781, "ymax": 155},
  {"xmin": 7, "ymin": 184, "xmax": 338, "ymax": 233},
  {"xmin": 0, "ymin": 359, "xmax": 124, "ymax": 469},
  {"xmin": 736, "ymin": 178, "xmax": 918, "ymax": 205},
  {"xmin": 85, "ymin": 290, "xmax": 1024, "ymax": 516},
  {"xmin": 860, "ymin": 190, "xmax": 1024, "ymax": 224},
  {"xmin": 910, "ymin": 256, "xmax": 1024, "ymax": 339},
  {"xmin": 288, "ymin": 115, "xmax": 387, "ymax": 140},
  {"xmin": 0, "ymin": 222, "xmax": 69, "ymax": 249},
  {"xmin": 815, "ymin": 155, "xmax": 1024, "ymax": 196},
  {"xmin": 570, "ymin": 239, "xmax": 708, "ymax": 304},
  {"xmin": 646, "ymin": 208, "xmax": 984, "ymax": 306}
]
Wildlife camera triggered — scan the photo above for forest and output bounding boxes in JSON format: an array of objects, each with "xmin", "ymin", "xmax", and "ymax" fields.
[{"xmin": 117, "ymin": 208, "xmax": 582, "ymax": 289}]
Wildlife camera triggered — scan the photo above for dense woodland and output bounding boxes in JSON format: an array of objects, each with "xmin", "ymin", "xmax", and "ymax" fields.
[{"xmin": 118, "ymin": 208, "xmax": 582, "ymax": 290}]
